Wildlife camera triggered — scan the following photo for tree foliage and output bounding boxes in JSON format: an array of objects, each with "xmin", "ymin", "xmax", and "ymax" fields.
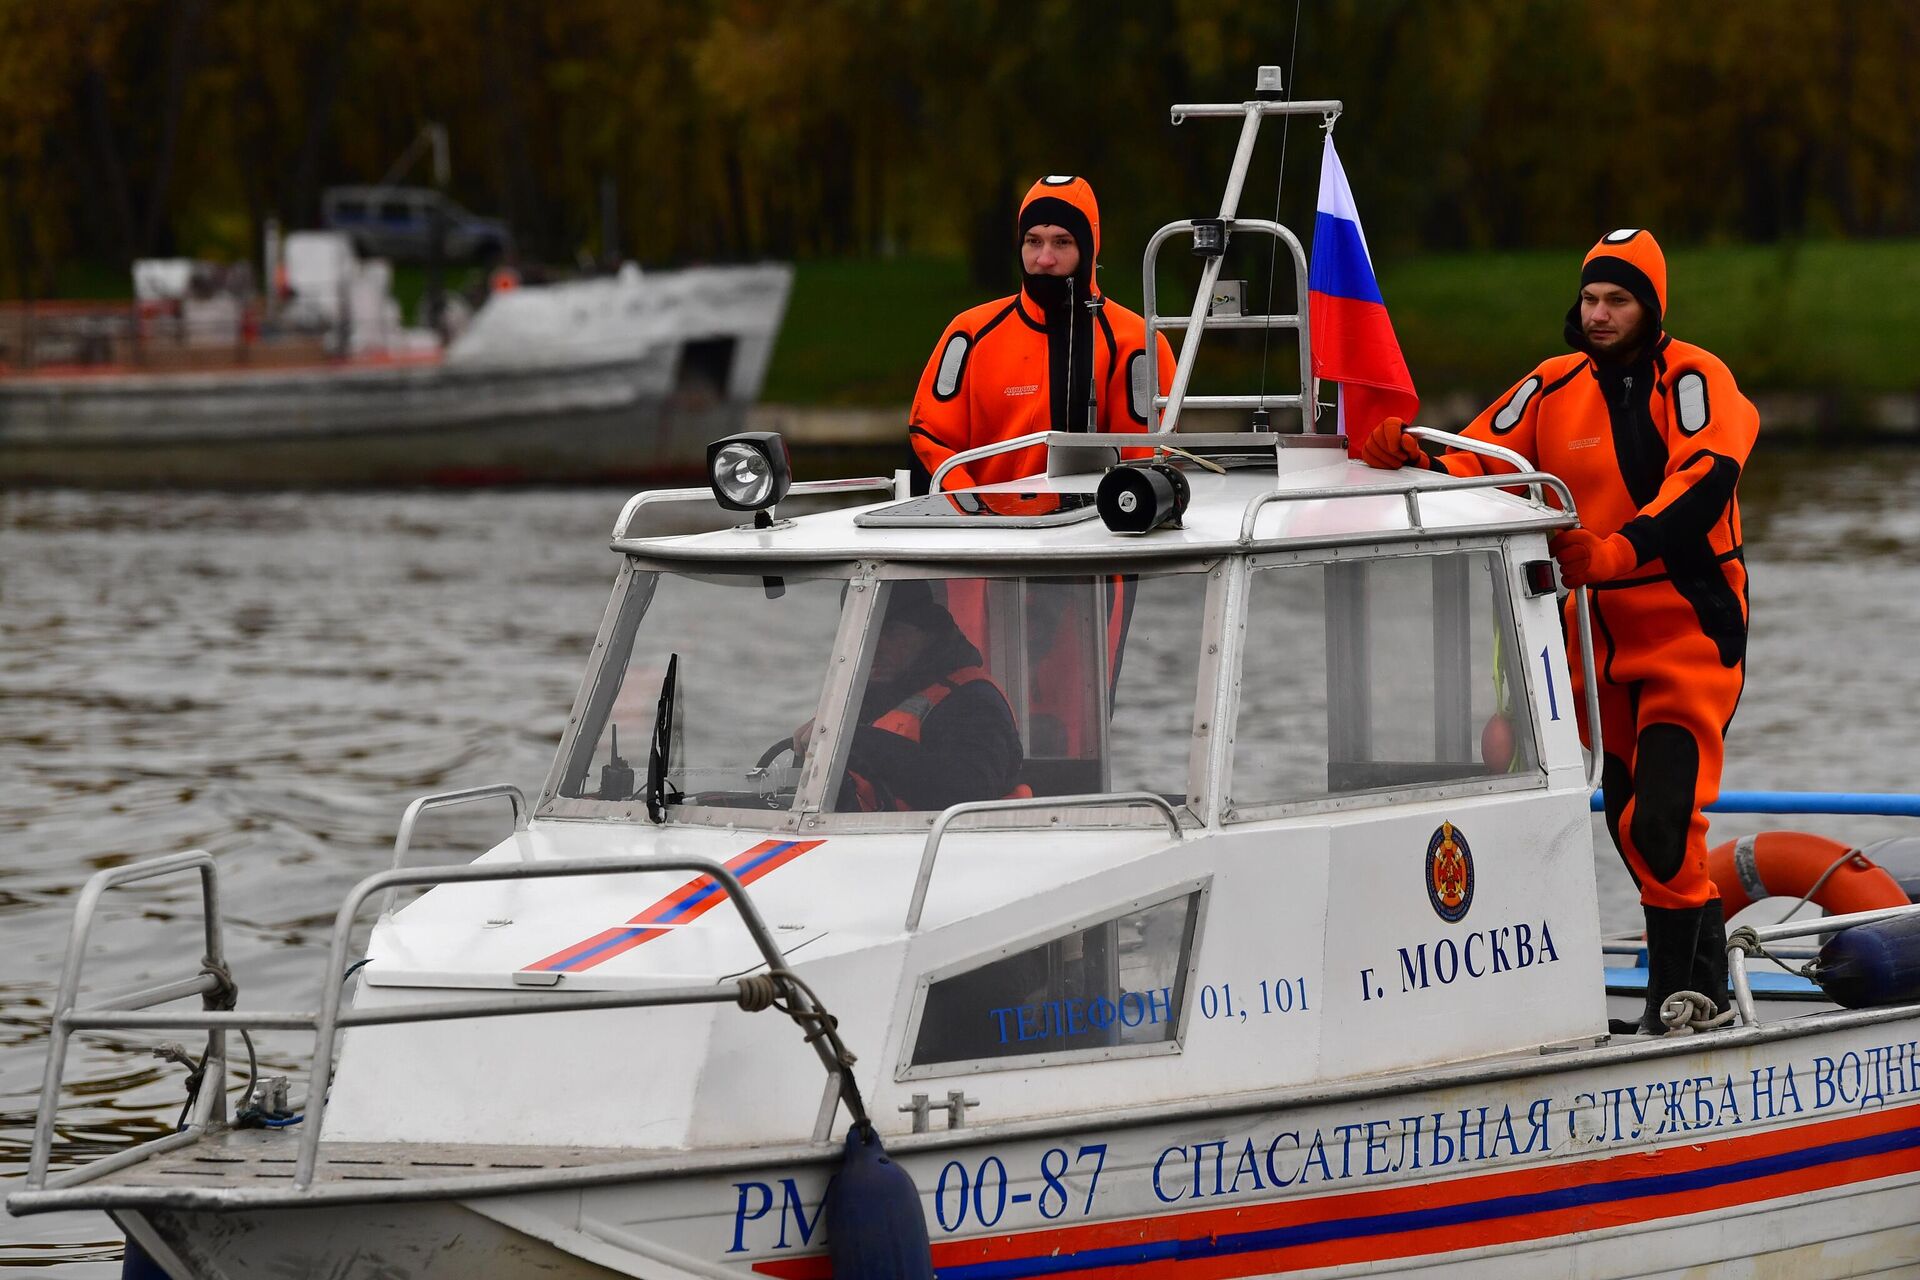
[{"xmin": 4, "ymin": 0, "xmax": 1918, "ymax": 297}]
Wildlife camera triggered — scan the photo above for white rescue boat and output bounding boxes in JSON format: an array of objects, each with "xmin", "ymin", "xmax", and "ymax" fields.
[{"xmin": 12, "ymin": 70, "xmax": 1920, "ymax": 1279}]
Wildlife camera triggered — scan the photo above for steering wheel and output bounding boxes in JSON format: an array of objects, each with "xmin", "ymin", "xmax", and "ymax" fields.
[
  {"xmin": 681, "ymin": 736, "xmax": 801, "ymax": 811},
  {"xmin": 752, "ymin": 736, "xmax": 799, "ymax": 777}
]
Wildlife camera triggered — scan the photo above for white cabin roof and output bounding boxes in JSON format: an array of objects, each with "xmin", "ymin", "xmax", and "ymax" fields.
[{"xmin": 612, "ymin": 439, "xmax": 1572, "ymax": 565}]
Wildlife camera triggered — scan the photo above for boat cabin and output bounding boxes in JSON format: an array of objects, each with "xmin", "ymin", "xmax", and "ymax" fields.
[{"xmin": 322, "ymin": 431, "xmax": 1609, "ymax": 1151}]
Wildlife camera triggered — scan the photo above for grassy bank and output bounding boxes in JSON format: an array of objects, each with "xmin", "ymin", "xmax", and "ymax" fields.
[{"xmin": 762, "ymin": 240, "xmax": 1920, "ymax": 408}]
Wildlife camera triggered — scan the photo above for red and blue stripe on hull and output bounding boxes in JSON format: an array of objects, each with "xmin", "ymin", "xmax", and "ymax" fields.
[
  {"xmin": 755, "ymin": 1099, "xmax": 1920, "ymax": 1278},
  {"xmin": 527, "ymin": 839, "xmax": 823, "ymax": 973}
]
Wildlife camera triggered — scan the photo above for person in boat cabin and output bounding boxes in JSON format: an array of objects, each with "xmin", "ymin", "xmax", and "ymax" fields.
[
  {"xmin": 794, "ymin": 580, "xmax": 1025, "ymax": 812},
  {"xmin": 905, "ymin": 175, "xmax": 1176, "ymax": 492},
  {"xmin": 1360, "ymin": 229, "xmax": 1758, "ymax": 1035}
]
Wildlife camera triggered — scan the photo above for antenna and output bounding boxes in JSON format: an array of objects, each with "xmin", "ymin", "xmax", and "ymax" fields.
[{"xmin": 1255, "ymin": 0, "xmax": 1307, "ymax": 432}]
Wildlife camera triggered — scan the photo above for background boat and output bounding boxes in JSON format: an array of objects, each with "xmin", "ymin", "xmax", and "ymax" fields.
[{"xmin": 0, "ymin": 242, "xmax": 792, "ymax": 489}]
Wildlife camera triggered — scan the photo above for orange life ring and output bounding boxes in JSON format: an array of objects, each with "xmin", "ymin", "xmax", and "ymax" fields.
[{"xmin": 1706, "ymin": 831, "xmax": 1909, "ymax": 917}]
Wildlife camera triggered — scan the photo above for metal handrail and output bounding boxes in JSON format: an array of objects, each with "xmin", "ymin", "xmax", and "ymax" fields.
[
  {"xmin": 1406, "ymin": 427, "xmax": 1545, "ymax": 507},
  {"xmin": 905, "ymin": 792, "xmax": 1184, "ymax": 931},
  {"xmin": 1143, "ymin": 218, "xmax": 1313, "ymax": 436},
  {"xmin": 1142, "ymin": 75, "xmax": 1343, "ymax": 439},
  {"xmin": 929, "ymin": 431, "xmax": 1052, "ymax": 494},
  {"xmin": 1727, "ymin": 901, "xmax": 1920, "ymax": 1027},
  {"xmin": 928, "ymin": 431, "xmax": 1277, "ymax": 496},
  {"xmin": 298, "ymin": 855, "xmax": 836, "ymax": 1187},
  {"xmin": 27, "ymin": 851, "xmax": 227, "ymax": 1189},
  {"xmin": 390, "ymin": 783, "xmax": 528, "ymax": 872},
  {"xmin": 26, "ymin": 854, "xmax": 852, "ymax": 1193},
  {"xmin": 612, "ymin": 476, "xmax": 901, "ymax": 540},
  {"xmin": 1168, "ymin": 98, "xmax": 1345, "ymax": 123},
  {"xmin": 1235, "ymin": 468, "xmax": 1577, "ymax": 543}
]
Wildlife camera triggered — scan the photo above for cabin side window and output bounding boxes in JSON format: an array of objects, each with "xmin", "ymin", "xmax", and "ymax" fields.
[
  {"xmin": 1230, "ymin": 549, "xmax": 1538, "ymax": 810},
  {"xmin": 905, "ymin": 888, "xmax": 1202, "ymax": 1073}
]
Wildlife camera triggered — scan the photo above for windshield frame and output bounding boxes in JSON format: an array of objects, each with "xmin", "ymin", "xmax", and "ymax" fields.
[
  {"xmin": 537, "ymin": 557, "xmax": 867, "ymax": 827},
  {"xmin": 537, "ymin": 555, "xmax": 1227, "ymax": 832}
]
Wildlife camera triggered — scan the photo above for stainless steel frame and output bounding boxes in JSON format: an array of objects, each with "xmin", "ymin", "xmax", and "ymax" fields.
[
  {"xmin": 24, "ymin": 854, "xmax": 858, "ymax": 1195},
  {"xmin": 1143, "ymin": 219, "xmax": 1313, "ymax": 435},
  {"xmin": 389, "ymin": 783, "xmax": 527, "ymax": 871},
  {"xmin": 1143, "ymin": 87, "xmax": 1342, "ymax": 437},
  {"xmin": 925, "ymin": 83, "xmax": 1344, "ymax": 477},
  {"xmin": 905, "ymin": 792, "xmax": 1185, "ymax": 932},
  {"xmin": 931, "ymin": 431, "xmax": 1050, "ymax": 494},
  {"xmin": 611, "ymin": 475, "xmax": 905, "ymax": 540},
  {"xmin": 929, "ymin": 430, "xmax": 1297, "ymax": 495},
  {"xmin": 26, "ymin": 850, "xmax": 229, "ymax": 1189},
  {"xmin": 1728, "ymin": 902, "xmax": 1920, "ymax": 1027}
]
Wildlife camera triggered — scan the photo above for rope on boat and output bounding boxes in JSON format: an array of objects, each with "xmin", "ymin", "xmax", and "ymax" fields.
[
  {"xmin": 1662, "ymin": 852, "xmax": 1879, "ymax": 1033},
  {"xmin": 737, "ymin": 969, "xmax": 871, "ymax": 1128},
  {"xmin": 1727, "ymin": 923, "xmax": 1821, "ymax": 982},
  {"xmin": 148, "ymin": 957, "xmax": 246, "ymax": 1131},
  {"xmin": 1658, "ymin": 990, "xmax": 1739, "ymax": 1033},
  {"xmin": 1773, "ymin": 845, "xmax": 1874, "ymax": 925},
  {"xmin": 200, "ymin": 956, "xmax": 238, "ymax": 1011},
  {"xmin": 152, "ymin": 1041, "xmax": 206, "ymax": 1129}
]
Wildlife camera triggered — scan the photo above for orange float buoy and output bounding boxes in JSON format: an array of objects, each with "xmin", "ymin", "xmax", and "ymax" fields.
[
  {"xmin": 1480, "ymin": 712, "xmax": 1516, "ymax": 772},
  {"xmin": 1706, "ymin": 831, "xmax": 1909, "ymax": 917}
]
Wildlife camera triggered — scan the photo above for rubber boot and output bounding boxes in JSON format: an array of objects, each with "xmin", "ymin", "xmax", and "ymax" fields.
[
  {"xmin": 1637, "ymin": 904, "xmax": 1704, "ymax": 1034},
  {"xmin": 1692, "ymin": 896, "xmax": 1731, "ymax": 1018}
]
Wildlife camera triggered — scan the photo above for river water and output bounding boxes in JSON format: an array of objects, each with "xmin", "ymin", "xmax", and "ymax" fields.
[{"xmin": 4, "ymin": 450, "xmax": 1919, "ymax": 1272}]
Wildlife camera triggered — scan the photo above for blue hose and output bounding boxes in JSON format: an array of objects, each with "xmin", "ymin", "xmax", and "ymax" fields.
[{"xmin": 1589, "ymin": 790, "xmax": 1920, "ymax": 818}]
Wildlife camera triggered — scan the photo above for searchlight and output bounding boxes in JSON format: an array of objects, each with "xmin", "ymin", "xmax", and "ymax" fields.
[{"xmin": 707, "ymin": 432, "xmax": 793, "ymax": 513}]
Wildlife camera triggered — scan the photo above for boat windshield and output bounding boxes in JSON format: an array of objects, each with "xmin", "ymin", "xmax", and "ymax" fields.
[
  {"xmin": 556, "ymin": 570, "xmax": 847, "ymax": 813},
  {"xmin": 553, "ymin": 566, "xmax": 1212, "ymax": 820},
  {"xmin": 823, "ymin": 572, "xmax": 1210, "ymax": 814}
]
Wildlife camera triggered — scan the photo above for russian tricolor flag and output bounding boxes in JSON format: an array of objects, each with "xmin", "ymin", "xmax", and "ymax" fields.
[{"xmin": 1309, "ymin": 136, "xmax": 1418, "ymax": 452}]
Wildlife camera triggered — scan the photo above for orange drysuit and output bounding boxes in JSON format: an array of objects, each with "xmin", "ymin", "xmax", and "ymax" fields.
[
  {"xmin": 1422, "ymin": 231, "xmax": 1757, "ymax": 916},
  {"xmin": 907, "ymin": 177, "xmax": 1175, "ymax": 491}
]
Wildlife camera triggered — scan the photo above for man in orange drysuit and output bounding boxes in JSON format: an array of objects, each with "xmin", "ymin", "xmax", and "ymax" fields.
[
  {"xmin": 906, "ymin": 176, "xmax": 1176, "ymax": 492},
  {"xmin": 1359, "ymin": 229, "xmax": 1756, "ymax": 1034}
]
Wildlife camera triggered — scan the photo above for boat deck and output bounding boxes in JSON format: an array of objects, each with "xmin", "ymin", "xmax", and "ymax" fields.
[
  {"xmin": 128, "ymin": 1129, "xmax": 633, "ymax": 1188},
  {"xmin": 19, "ymin": 1126, "xmax": 793, "ymax": 1212}
]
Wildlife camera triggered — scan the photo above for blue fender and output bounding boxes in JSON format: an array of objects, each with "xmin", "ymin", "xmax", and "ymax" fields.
[
  {"xmin": 121, "ymin": 1239, "xmax": 171, "ymax": 1280},
  {"xmin": 1814, "ymin": 914, "xmax": 1920, "ymax": 1010},
  {"xmin": 824, "ymin": 1122, "xmax": 934, "ymax": 1279}
]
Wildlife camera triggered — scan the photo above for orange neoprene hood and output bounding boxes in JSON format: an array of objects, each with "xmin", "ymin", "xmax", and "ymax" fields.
[
  {"xmin": 1018, "ymin": 176, "xmax": 1102, "ymax": 292},
  {"xmin": 1580, "ymin": 228, "xmax": 1668, "ymax": 324}
]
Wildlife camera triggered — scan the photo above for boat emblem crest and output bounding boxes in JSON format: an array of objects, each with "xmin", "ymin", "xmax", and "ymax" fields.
[{"xmin": 1425, "ymin": 821, "xmax": 1474, "ymax": 923}]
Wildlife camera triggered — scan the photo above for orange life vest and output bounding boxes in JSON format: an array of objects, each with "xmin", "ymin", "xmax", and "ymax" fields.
[{"xmin": 849, "ymin": 666, "xmax": 1032, "ymax": 812}]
